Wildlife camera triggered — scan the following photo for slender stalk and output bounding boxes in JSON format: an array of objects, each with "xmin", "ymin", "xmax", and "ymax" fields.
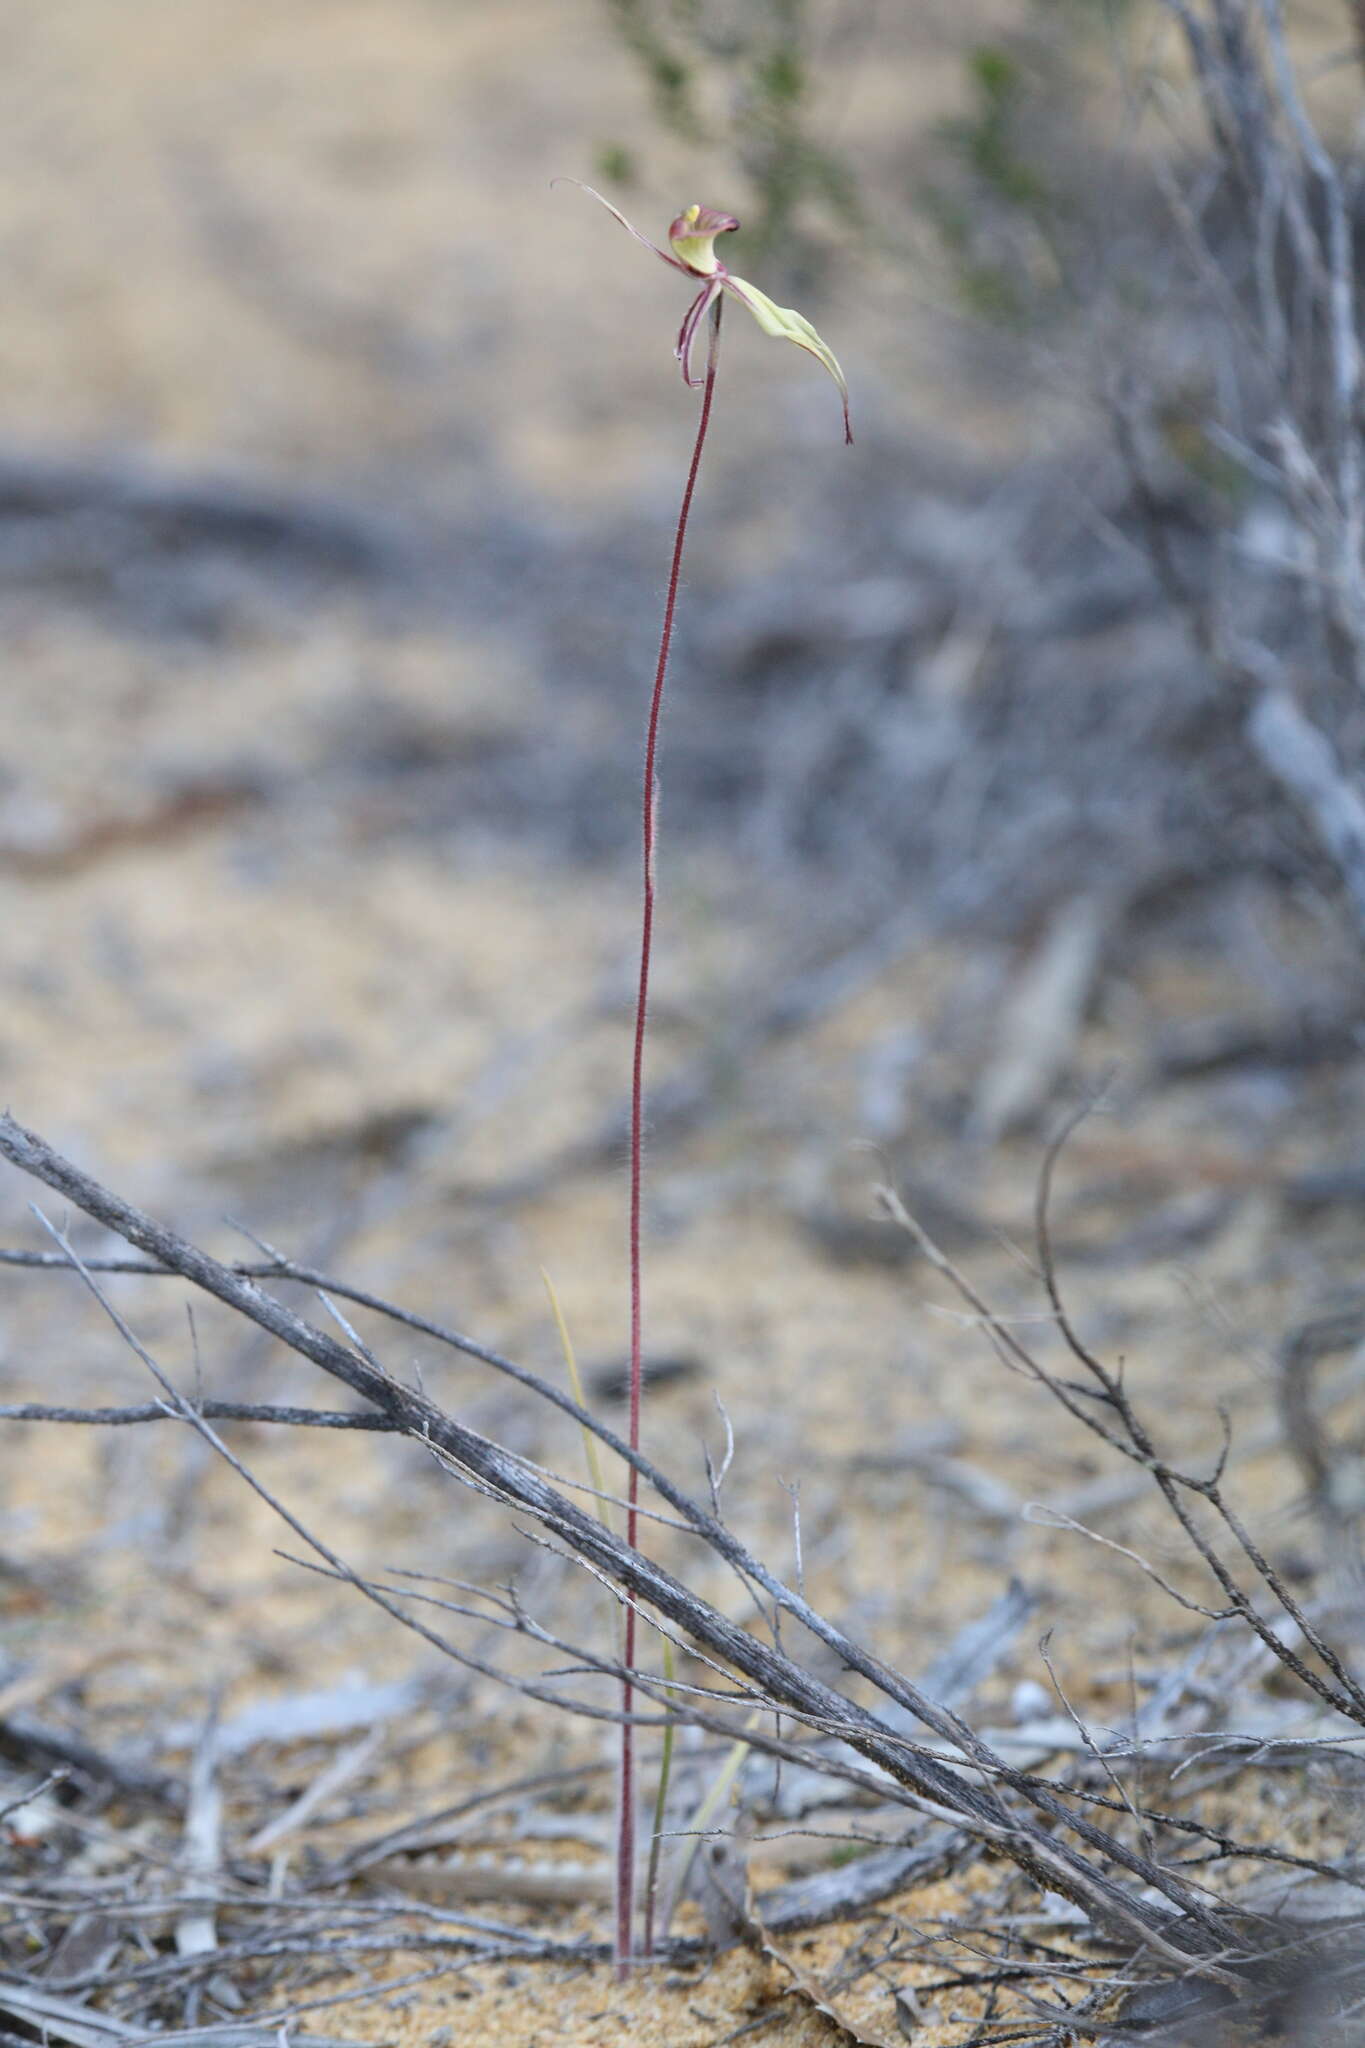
[{"xmin": 618, "ymin": 294, "xmax": 724, "ymax": 1975}]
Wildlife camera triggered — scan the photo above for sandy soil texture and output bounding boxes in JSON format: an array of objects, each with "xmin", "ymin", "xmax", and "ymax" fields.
[{"xmin": 1, "ymin": 4, "xmax": 1363, "ymax": 2044}]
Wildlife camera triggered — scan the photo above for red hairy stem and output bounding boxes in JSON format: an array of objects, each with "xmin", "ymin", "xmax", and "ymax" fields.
[{"xmin": 617, "ymin": 295, "xmax": 723, "ymax": 1975}]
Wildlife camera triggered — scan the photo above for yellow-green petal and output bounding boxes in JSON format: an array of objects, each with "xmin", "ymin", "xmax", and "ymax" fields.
[{"xmin": 723, "ymin": 275, "xmax": 852, "ymax": 444}]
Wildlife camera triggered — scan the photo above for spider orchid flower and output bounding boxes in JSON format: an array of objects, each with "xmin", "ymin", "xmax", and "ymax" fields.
[{"xmin": 562, "ymin": 183, "xmax": 852, "ymax": 445}]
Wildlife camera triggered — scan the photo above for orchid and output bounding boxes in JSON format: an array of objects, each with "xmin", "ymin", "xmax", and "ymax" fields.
[
  {"xmin": 556, "ymin": 179, "xmax": 850, "ymax": 1977},
  {"xmin": 564, "ymin": 183, "xmax": 852, "ymax": 443}
]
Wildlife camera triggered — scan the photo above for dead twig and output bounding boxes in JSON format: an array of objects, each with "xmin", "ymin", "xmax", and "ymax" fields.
[{"xmin": 0, "ymin": 1114, "xmax": 1253, "ymax": 1966}]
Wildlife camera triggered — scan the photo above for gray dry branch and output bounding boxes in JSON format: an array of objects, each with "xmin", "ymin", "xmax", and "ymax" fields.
[
  {"xmin": 1127, "ymin": 0, "xmax": 1365, "ymax": 939},
  {"xmin": 10, "ymin": 1108, "xmax": 1365, "ymax": 2043},
  {"xmin": 0, "ymin": 1110, "xmax": 1255, "ymax": 1978},
  {"xmin": 878, "ymin": 1101, "xmax": 1365, "ymax": 1733}
]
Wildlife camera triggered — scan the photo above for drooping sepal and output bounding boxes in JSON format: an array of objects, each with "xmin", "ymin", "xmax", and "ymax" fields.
[{"xmin": 723, "ymin": 275, "xmax": 853, "ymax": 444}]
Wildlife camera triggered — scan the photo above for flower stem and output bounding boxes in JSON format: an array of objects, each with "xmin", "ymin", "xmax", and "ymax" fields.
[{"xmin": 617, "ymin": 295, "xmax": 723, "ymax": 1976}]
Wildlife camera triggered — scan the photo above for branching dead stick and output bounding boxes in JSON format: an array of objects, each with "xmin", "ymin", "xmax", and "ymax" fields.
[
  {"xmin": 1244, "ymin": 686, "xmax": 1365, "ymax": 940},
  {"xmin": 0, "ymin": 1401, "xmax": 393, "ymax": 1430},
  {"xmin": 0, "ymin": 1113, "xmax": 1243, "ymax": 1964},
  {"xmin": 0, "ymin": 1181, "xmax": 1016, "ymax": 1758},
  {"xmin": 1033, "ymin": 1107, "xmax": 1365, "ymax": 1723},
  {"xmin": 882, "ymin": 1154, "xmax": 1365, "ymax": 1730},
  {"xmin": 1256, "ymin": 0, "xmax": 1362, "ymax": 580},
  {"xmin": 30, "ymin": 1212, "xmax": 674, "ymax": 1745},
  {"xmin": 0, "ymin": 1249, "xmax": 699, "ymax": 1500}
]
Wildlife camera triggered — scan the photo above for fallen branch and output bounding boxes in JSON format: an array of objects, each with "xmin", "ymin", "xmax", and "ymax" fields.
[{"xmin": 0, "ymin": 1113, "xmax": 1248, "ymax": 1965}]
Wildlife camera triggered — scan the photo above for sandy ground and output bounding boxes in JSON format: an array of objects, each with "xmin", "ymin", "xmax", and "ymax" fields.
[{"xmin": 1, "ymin": 3, "xmax": 1363, "ymax": 2043}]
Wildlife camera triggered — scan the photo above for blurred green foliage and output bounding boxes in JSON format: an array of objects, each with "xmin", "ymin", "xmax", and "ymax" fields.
[
  {"xmin": 949, "ymin": 46, "xmax": 1048, "ymax": 212},
  {"xmin": 600, "ymin": 0, "xmax": 861, "ymax": 284},
  {"xmin": 600, "ymin": 0, "xmax": 1138, "ymax": 336},
  {"xmin": 594, "ymin": 140, "xmax": 639, "ymax": 185},
  {"xmin": 606, "ymin": 0, "xmax": 707, "ymax": 141},
  {"xmin": 922, "ymin": 36, "xmax": 1064, "ymax": 332},
  {"xmin": 1159, "ymin": 398, "xmax": 1255, "ymax": 508}
]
